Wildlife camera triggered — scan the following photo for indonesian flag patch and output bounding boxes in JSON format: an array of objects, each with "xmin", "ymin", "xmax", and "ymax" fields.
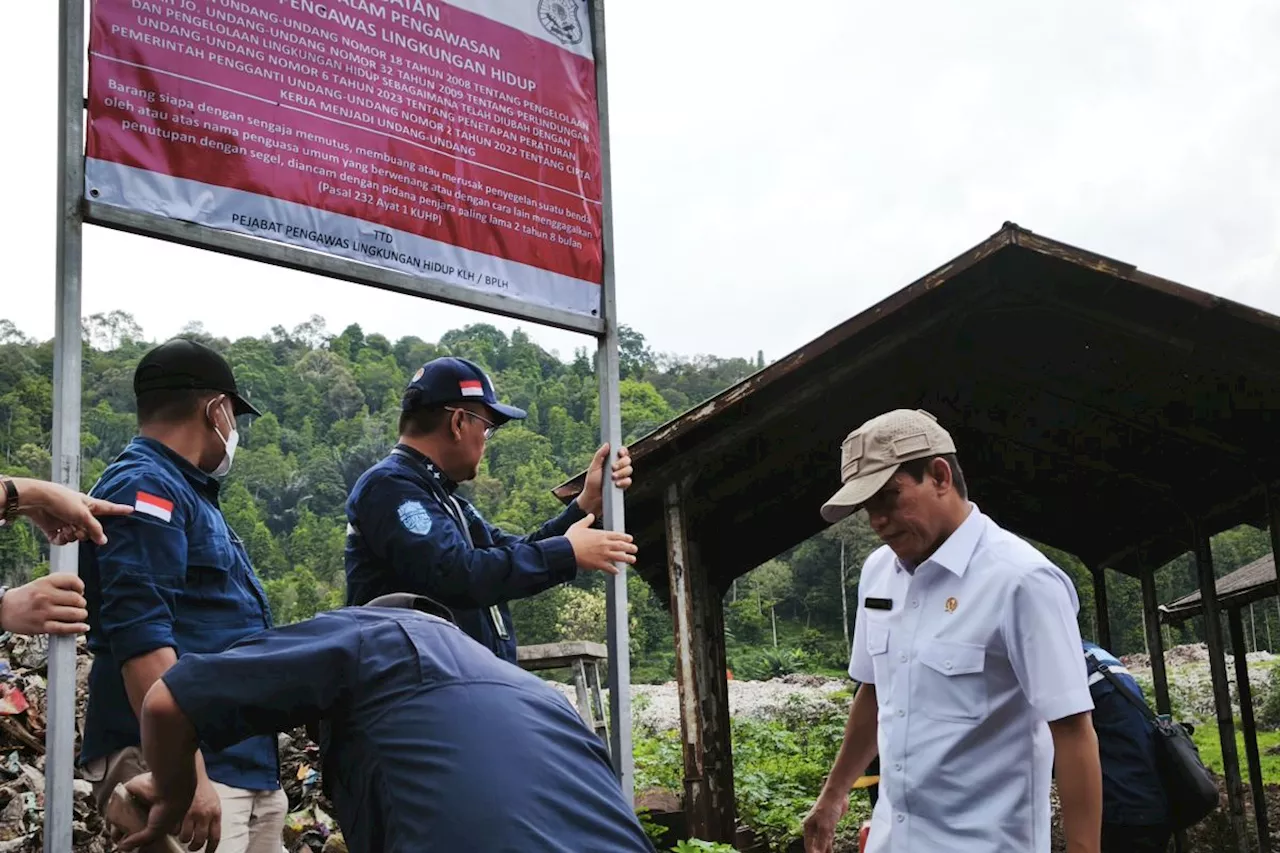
[
  {"xmin": 459, "ymin": 380, "xmax": 484, "ymax": 398},
  {"xmin": 135, "ymin": 492, "xmax": 174, "ymax": 522}
]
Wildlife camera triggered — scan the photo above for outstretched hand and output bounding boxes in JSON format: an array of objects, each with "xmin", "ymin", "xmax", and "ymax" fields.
[{"xmin": 564, "ymin": 513, "xmax": 637, "ymax": 574}]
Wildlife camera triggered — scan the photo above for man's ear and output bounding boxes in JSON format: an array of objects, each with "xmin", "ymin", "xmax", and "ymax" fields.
[{"xmin": 930, "ymin": 457, "xmax": 953, "ymax": 492}]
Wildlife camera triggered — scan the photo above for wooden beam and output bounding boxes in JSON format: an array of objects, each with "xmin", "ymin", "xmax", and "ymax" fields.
[
  {"xmin": 1193, "ymin": 519, "xmax": 1249, "ymax": 852},
  {"xmin": 1228, "ymin": 607, "xmax": 1270, "ymax": 853},
  {"xmin": 1140, "ymin": 569, "xmax": 1172, "ymax": 716},
  {"xmin": 664, "ymin": 481, "xmax": 736, "ymax": 843}
]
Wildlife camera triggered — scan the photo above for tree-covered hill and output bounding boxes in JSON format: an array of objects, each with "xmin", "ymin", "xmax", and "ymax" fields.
[{"xmin": 0, "ymin": 313, "xmax": 1271, "ymax": 683}]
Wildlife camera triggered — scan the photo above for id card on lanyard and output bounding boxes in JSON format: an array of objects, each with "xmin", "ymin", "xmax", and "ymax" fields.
[{"xmin": 391, "ymin": 448, "xmax": 509, "ymax": 641}]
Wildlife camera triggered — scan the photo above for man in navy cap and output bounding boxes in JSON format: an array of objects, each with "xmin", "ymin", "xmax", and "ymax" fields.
[
  {"xmin": 80, "ymin": 339, "xmax": 284, "ymax": 853},
  {"xmin": 115, "ymin": 594, "xmax": 657, "ymax": 853},
  {"xmin": 344, "ymin": 356, "xmax": 637, "ymax": 663}
]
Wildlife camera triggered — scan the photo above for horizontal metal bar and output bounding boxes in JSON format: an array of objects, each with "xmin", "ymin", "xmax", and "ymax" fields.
[{"xmin": 84, "ymin": 201, "xmax": 607, "ymax": 337}]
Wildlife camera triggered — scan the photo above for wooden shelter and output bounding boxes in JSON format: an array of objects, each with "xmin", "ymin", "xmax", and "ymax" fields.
[{"xmin": 558, "ymin": 223, "xmax": 1280, "ymax": 849}]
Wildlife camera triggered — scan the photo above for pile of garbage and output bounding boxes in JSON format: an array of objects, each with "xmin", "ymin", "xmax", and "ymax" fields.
[
  {"xmin": 0, "ymin": 633, "xmax": 344, "ymax": 852},
  {"xmin": 279, "ymin": 731, "xmax": 345, "ymax": 853},
  {"xmin": 0, "ymin": 632, "xmax": 106, "ymax": 853}
]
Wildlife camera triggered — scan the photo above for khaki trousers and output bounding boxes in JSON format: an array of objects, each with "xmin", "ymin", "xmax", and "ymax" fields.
[{"xmin": 84, "ymin": 746, "xmax": 288, "ymax": 853}]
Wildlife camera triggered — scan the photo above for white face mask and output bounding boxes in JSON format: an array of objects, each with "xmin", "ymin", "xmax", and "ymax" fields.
[{"xmin": 207, "ymin": 398, "xmax": 239, "ymax": 477}]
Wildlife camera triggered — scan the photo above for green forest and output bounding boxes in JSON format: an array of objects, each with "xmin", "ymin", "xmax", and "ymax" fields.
[{"xmin": 0, "ymin": 312, "xmax": 1274, "ymax": 682}]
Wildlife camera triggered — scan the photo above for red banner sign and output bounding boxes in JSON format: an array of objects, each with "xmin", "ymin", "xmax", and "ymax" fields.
[{"xmin": 86, "ymin": 0, "xmax": 602, "ymax": 316}]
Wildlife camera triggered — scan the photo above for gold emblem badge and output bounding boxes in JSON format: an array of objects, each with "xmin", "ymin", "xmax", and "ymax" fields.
[{"xmin": 945, "ymin": 597, "xmax": 958, "ymax": 613}]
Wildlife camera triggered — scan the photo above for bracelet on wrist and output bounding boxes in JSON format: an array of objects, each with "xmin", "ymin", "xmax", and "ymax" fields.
[{"xmin": 0, "ymin": 477, "xmax": 19, "ymax": 527}]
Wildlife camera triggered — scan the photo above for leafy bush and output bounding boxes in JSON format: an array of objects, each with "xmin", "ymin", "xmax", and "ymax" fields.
[
  {"xmin": 1259, "ymin": 667, "xmax": 1280, "ymax": 730},
  {"xmin": 731, "ymin": 647, "xmax": 808, "ymax": 682},
  {"xmin": 672, "ymin": 841, "xmax": 738, "ymax": 852},
  {"xmin": 633, "ymin": 692, "xmax": 868, "ymax": 850}
]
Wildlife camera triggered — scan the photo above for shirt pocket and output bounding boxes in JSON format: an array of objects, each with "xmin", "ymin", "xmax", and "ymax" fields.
[
  {"xmin": 183, "ymin": 538, "xmax": 244, "ymax": 623},
  {"xmin": 865, "ymin": 622, "xmax": 892, "ymax": 687},
  {"xmin": 916, "ymin": 639, "xmax": 988, "ymax": 724}
]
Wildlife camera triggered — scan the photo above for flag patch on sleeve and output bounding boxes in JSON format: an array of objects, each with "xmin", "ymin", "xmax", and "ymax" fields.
[{"xmin": 135, "ymin": 492, "xmax": 173, "ymax": 522}]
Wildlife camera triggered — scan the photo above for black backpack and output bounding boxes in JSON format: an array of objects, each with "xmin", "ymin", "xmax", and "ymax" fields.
[{"xmin": 1095, "ymin": 663, "xmax": 1220, "ymax": 830}]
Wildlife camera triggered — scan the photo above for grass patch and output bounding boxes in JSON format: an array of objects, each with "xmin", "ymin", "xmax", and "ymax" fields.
[{"xmin": 1192, "ymin": 721, "xmax": 1280, "ymax": 782}]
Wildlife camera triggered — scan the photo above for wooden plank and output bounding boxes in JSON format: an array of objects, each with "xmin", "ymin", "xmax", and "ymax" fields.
[{"xmin": 516, "ymin": 642, "xmax": 609, "ymax": 671}]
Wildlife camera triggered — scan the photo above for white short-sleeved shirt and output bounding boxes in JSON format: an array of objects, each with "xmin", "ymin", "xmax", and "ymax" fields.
[{"xmin": 848, "ymin": 504, "xmax": 1093, "ymax": 853}]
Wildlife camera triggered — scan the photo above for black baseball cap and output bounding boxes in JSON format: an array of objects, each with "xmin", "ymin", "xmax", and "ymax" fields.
[
  {"xmin": 133, "ymin": 338, "xmax": 261, "ymax": 417},
  {"xmin": 365, "ymin": 592, "xmax": 456, "ymax": 624},
  {"xmin": 401, "ymin": 357, "xmax": 527, "ymax": 423}
]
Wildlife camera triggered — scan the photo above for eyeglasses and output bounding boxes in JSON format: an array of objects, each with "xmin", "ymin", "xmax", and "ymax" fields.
[{"xmin": 444, "ymin": 407, "xmax": 499, "ymax": 439}]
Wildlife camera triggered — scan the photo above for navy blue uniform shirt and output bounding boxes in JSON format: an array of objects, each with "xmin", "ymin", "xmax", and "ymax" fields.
[
  {"xmin": 80, "ymin": 437, "xmax": 279, "ymax": 791},
  {"xmin": 1084, "ymin": 641, "xmax": 1169, "ymax": 826},
  {"xmin": 162, "ymin": 608, "xmax": 656, "ymax": 853},
  {"xmin": 344, "ymin": 444, "xmax": 582, "ymax": 662}
]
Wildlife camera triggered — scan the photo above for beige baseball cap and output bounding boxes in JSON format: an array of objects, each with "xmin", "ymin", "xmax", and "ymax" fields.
[{"xmin": 820, "ymin": 409, "xmax": 957, "ymax": 523}]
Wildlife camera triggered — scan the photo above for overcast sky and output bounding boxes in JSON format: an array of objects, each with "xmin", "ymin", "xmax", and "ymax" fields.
[{"xmin": 3, "ymin": 1, "xmax": 1278, "ymax": 366}]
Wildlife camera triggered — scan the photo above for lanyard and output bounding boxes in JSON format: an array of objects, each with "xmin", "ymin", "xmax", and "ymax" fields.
[{"xmin": 390, "ymin": 449, "xmax": 508, "ymax": 640}]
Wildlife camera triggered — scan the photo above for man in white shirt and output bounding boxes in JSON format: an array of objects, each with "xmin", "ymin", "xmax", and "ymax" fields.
[{"xmin": 802, "ymin": 409, "xmax": 1102, "ymax": 853}]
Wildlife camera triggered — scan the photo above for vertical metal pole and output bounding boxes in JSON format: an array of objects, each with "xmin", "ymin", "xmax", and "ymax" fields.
[
  {"xmin": 1140, "ymin": 569, "xmax": 1172, "ymax": 716},
  {"xmin": 1193, "ymin": 519, "xmax": 1249, "ymax": 852},
  {"xmin": 49, "ymin": 0, "xmax": 86, "ymax": 850},
  {"xmin": 1229, "ymin": 607, "xmax": 1270, "ymax": 853},
  {"xmin": 1092, "ymin": 568, "xmax": 1112, "ymax": 649},
  {"xmin": 589, "ymin": 0, "xmax": 632, "ymax": 799}
]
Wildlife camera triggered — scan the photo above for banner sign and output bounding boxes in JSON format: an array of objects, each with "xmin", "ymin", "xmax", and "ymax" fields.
[{"xmin": 85, "ymin": 0, "xmax": 603, "ymax": 316}]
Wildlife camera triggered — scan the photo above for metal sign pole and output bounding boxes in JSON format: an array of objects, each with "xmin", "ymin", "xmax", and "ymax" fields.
[
  {"xmin": 48, "ymin": 0, "xmax": 87, "ymax": 849},
  {"xmin": 590, "ymin": 0, "xmax": 633, "ymax": 799}
]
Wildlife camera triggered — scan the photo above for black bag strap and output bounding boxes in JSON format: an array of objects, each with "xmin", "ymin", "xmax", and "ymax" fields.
[{"xmin": 1094, "ymin": 660, "xmax": 1159, "ymax": 724}]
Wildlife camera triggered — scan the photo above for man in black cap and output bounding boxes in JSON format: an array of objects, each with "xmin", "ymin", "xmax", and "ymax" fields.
[
  {"xmin": 345, "ymin": 356, "xmax": 637, "ymax": 663},
  {"xmin": 80, "ymin": 339, "xmax": 285, "ymax": 853}
]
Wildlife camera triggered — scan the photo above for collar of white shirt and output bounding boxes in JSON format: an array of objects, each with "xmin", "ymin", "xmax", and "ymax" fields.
[{"xmin": 894, "ymin": 502, "xmax": 985, "ymax": 577}]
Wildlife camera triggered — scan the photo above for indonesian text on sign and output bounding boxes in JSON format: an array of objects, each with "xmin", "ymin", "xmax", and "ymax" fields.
[{"xmin": 86, "ymin": 0, "xmax": 603, "ymax": 316}]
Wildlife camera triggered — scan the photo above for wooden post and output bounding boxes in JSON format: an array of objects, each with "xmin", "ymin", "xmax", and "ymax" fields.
[
  {"xmin": 1140, "ymin": 569, "xmax": 1172, "ymax": 716},
  {"xmin": 1193, "ymin": 519, "xmax": 1249, "ymax": 852},
  {"xmin": 664, "ymin": 482, "xmax": 736, "ymax": 843},
  {"xmin": 1092, "ymin": 568, "xmax": 1112, "ymax": 649},
  {"xmin": 1229, "ymin": 607, "xmax": 1270, "ymax": 853},
  {"xmin": 1269, "ymin": 486, "xmax": 1280, "ymax": 643}
]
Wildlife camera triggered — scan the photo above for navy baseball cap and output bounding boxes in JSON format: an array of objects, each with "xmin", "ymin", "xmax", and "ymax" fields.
[{"xmin": 401, "ymin": 357, "xmax": 527, "ymax": 423}]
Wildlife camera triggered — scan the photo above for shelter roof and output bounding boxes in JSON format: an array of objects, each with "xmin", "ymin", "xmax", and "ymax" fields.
[
  {"xmin": 1160, "ymin": 552, "xmax": 1277, "ymax": 624},
  {"xmin": 556, "ymin": 224, "xmax": 1280, "ymax": 595}
]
